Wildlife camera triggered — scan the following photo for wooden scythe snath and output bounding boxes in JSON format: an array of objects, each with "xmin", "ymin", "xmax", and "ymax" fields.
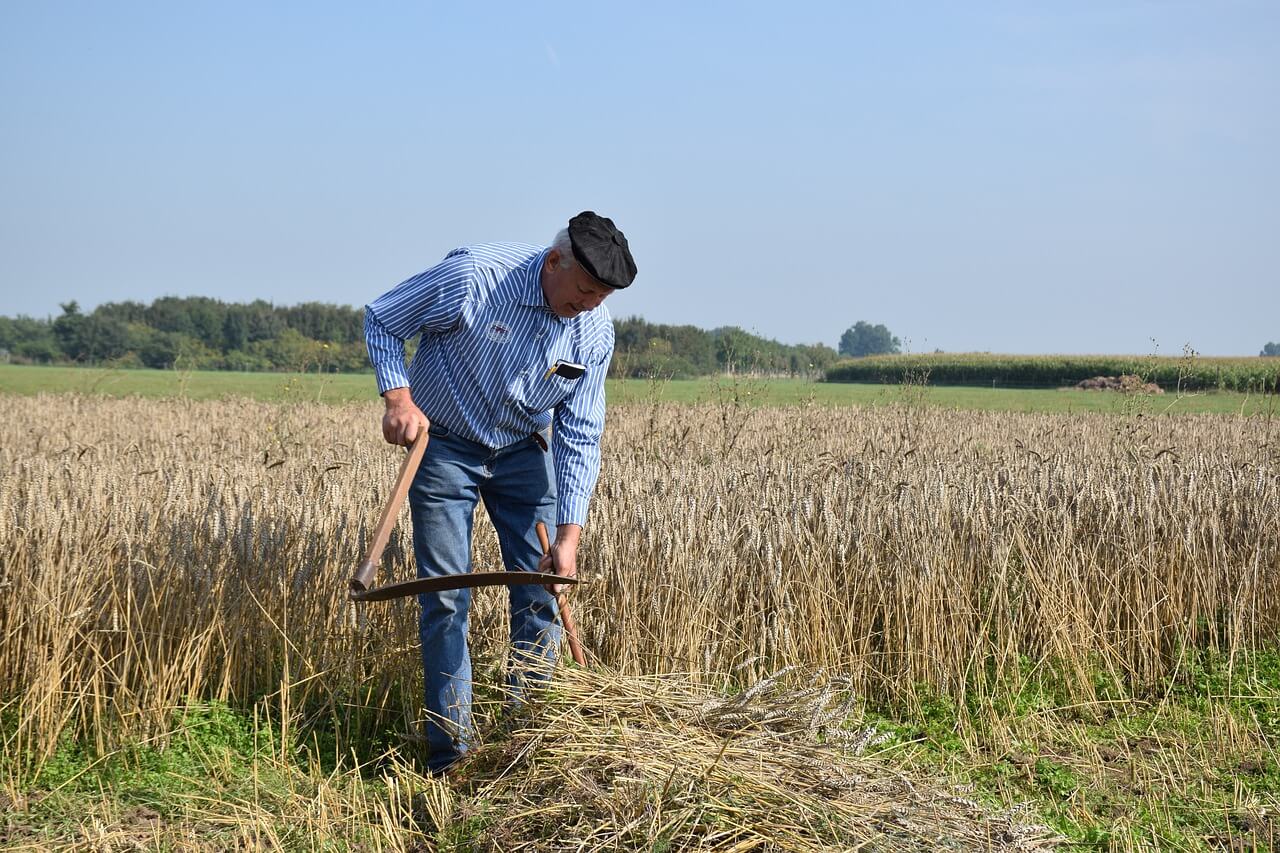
[
  {"xmin": 537, "ymin": 521, "xmax": 588, "ymax": 666},
  {"xmin": 347, "ymin": 427, "xmax": 580, "ymax": 603}
]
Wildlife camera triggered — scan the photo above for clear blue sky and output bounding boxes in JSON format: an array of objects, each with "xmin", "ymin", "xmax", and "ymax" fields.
[{"xmin": 2, "ymin": 2, "xmax": 1277, "ymax": 355}]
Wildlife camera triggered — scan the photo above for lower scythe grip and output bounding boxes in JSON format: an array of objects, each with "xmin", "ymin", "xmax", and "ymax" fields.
[{"xmin": 350, "ymin": 558, "xmax": 378, "ymax": 594}]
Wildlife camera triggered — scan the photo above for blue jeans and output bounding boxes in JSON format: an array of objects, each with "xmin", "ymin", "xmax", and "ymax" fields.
[{"xmin": 409, "ymin": 422, "xmax": 561, "ymax": 773}]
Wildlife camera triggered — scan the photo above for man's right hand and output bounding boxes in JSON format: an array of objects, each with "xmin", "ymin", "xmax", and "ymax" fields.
[{"xmin": 382, "ymin": 387, "xmax": 428, "ymax": 446}]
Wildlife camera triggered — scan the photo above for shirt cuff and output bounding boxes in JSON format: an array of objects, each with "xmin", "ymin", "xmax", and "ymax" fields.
[
  {"xmin": 557, "ymin": 492, "xmax": 590, "ymax": 528},
  {"xmin": 373, "ymin": 360, "xmax": 410, "ymax": 395}
]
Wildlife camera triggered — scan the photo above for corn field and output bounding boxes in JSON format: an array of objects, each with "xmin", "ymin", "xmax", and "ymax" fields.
[
  {"xmin": 826, "ymin": 352, "xmax": 1280, "ymax": 392},
  {"xmin": 1, "ymin": 393, "xmax": 1278, "ymax": 771}
]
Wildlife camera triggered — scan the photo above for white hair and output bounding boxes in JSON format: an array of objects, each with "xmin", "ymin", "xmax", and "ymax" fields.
[{"xmin": 551, "ymin": 228, "xmax": 577, "ymax": 270}]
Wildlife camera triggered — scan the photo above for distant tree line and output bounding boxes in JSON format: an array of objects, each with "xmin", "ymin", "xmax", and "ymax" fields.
[
  {"xmin": 1263, "ymin": 342, "xmax": 1280, "ymax": 357},
  {"xmin": 0, "ymin": 298, "xmax": 840, "ymax": 378},
  {"xmin": 0, "ymin": 298, "xmax": 370, "ymax": 372},
  {"xmin": 611, "ymin": 317, "xmax": 838, "ymax": 378}
]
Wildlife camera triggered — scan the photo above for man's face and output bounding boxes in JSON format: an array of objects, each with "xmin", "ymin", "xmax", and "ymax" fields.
[{"xmin": 541, "ymin": 250, "xmax": 614, "ymax": 318}]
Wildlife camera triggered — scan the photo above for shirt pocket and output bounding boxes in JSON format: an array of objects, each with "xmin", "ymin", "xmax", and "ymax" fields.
[{"xmin": 518, "ymin": 368, "xmax": 580, "ymax": 415}]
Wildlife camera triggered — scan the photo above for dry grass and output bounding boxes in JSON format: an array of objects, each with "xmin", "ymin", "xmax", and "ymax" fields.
[
  {"xmin": 429, "ymin": 662, "xmax": 1058, "ymax": 850},
  {"xmin": 1, "ymin": 393, "xmax": 1278, "ymax": 848}
]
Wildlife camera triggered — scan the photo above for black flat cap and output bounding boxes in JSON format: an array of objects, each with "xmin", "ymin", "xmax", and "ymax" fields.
[{"xmin": 568, "ymin": 211, "xmax": 637, "ymax": 290}]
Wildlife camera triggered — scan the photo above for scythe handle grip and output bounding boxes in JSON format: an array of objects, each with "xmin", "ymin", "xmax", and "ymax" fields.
[{"xmin": 537, "ymin": 521, "xmax": 587, "ymax": 666}]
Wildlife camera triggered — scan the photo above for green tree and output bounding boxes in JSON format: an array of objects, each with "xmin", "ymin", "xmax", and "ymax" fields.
[
  {"xmin": 0, "ymin": 315, "xmax": 62, "ymax": 362},
  {"xmin": 281, "ymin": 302, "xmax": 364, "ymax": 343},
  {"xmin": 129, "ymin": 325, "xmax": 187, "ymax": 369},
  {"xmin": 52, "ymin": 302, "xmax": 130, "ymax": 362},
  {"xmin": 145, "ymin": 296, "xmax": 227, "ymax": 349},
  {"xmin": 245, "ymin": 300, "xmax": 284, "ymax": 343},
  {"xmin": 222, "ymin": 310, "xmax": 250, "ymax": 351},
  {"xmin": 612, "ymin": 316, "xmax": 832, "ymax": 378},
  {"xmin": 1262, "ymin": 342, "xmax": 1280, "ymax": 357},
  {"xmin": 251, "ymin": 327, "xmax": 324, "ymax": 371},
  {"xmin": 714, "ymin": 326, "xmax": 756, "ymax": 373},
  {"xmin": 838, "ymin": 321, "xmax": 901, "ymax": 357}
]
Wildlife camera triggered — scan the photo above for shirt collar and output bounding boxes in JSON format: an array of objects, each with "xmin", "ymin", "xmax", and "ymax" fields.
[
  {"xmin": 519, "ymin": 248, "xmax": 551, "ymax": 306},
  {"xmin": 519, "ymin": 247, "xmax": 567, "ymax": 322}
]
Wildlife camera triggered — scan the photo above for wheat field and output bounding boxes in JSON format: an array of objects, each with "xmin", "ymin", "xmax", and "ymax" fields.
[{"xmin": 1, "ymin": 393, "xmax": 1277, "ymax": 848}]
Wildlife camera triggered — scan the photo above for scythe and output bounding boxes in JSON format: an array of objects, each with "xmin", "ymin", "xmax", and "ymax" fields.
[{"xmin": 347, "ymin": 428, "xmax": 581, "ymax": 608}]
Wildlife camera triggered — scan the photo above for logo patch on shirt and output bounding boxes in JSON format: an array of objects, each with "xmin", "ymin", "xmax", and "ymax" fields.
[{"xmin": 486, "ymin": 321, "xmax": 512, "ymax": 344}]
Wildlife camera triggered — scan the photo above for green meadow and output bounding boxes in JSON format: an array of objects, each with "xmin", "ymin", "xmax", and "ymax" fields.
[{"xmin": 1, "ymin": 363, "xmax": 1274, "ymax": 415}]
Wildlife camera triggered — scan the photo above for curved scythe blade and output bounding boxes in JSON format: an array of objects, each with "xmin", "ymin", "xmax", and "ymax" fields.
[{"xmin": 349, "ymin": 571, "xmax": 579, "ymax": 603}]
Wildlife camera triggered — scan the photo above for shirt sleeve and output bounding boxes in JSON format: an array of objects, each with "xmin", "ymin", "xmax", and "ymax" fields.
[
  {"xmin": 363, "ymin": 250, "xmax": 475, "ymax": 394},
  {"xmin": 552, "ymin": 322, "xmax": 614, "ymax": 527}
]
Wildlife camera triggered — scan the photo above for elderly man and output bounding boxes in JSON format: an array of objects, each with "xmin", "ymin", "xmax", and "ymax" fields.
[{"xmin": 363, "ymin": 211, "xmax": 636, "ymax": 774}]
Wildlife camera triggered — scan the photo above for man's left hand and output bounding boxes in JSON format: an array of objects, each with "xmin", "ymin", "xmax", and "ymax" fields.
[{"xmin": 538, "ymin": 523, "xmax": 581, "ymax": 595}]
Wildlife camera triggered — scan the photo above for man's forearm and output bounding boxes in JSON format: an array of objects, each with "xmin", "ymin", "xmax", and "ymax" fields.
[
  {"xmin": 383, "ymin": 386, "xmax": 413, "ymax": 407},
  {"xmin": 551, "ymin": 353, "xmax": 608, "ymax": 527},
  {"xmin": 555, "ymin": 523, "xmax": 582, "ymax": 550}
]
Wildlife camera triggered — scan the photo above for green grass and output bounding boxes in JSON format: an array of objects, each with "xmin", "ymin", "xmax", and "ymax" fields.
[
  {"xmin": 2, "ymin": 363, "xmax": 1277, "ymax": 414},
  {"xmin": 1, "ymin": 701, "xmax": 443, "ymax": 849},
  {"xmin": 0, "ymin": 363, "xmax": 378, "ymax": 403},
  {"xmin": 859, "ymin": 649, "xmax": 1280, "ymax": 850},
  {"xmin": 3, "ymin": 702, "xmax": 311, "ymax": 848}
]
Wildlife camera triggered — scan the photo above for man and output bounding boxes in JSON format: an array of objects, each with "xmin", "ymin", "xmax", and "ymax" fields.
[{"xmin": 363, "ymin": 211, "xmax": 636, "ymax": 774}]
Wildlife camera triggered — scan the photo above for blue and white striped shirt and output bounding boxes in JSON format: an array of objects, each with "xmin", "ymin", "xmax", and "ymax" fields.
[{"xmin": 364, "ymin": 243, "xmax": 614, "ymax": 527}]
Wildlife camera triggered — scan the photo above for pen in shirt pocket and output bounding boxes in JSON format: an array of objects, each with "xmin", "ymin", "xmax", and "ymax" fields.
[{"xmin": 543, "ymin": 359, "xmax": 587, "ymax": 381}]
